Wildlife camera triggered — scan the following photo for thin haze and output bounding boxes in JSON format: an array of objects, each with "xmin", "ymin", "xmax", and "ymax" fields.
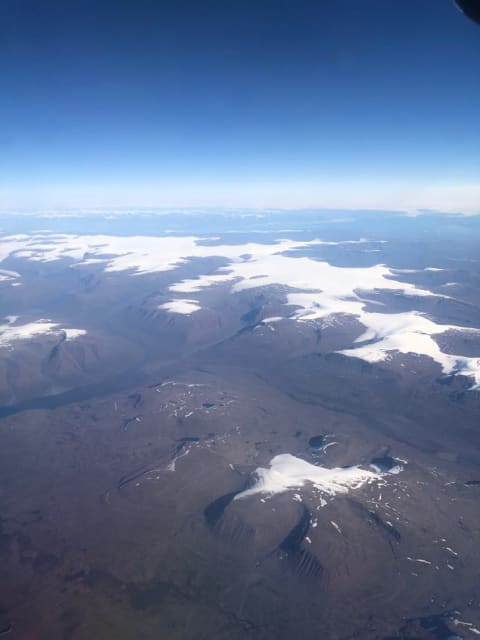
[{"xmin": 1, "ymin": 0, "xmax": 479, "ymax": 212}]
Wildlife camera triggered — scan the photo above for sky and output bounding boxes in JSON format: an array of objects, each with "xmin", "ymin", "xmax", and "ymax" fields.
[{"xmin": 1, "ymin": 0, "xmax": 479, "ymax": 213}]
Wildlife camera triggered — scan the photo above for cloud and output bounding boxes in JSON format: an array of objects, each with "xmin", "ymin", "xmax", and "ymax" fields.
[{"xmin": 1, "ymin": 181, "xmax": 479, "ymax": 215}]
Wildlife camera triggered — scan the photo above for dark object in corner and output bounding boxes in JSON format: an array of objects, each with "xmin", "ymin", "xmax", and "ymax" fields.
[{"xmin": 455, "ymin": 0, "xmax": 480, "ymax": 25}]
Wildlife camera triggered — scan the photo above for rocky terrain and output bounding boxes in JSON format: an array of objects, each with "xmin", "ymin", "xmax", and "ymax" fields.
[{"xmin": 1, "ymin": 211, "xmax": 480, "ymax": 639}]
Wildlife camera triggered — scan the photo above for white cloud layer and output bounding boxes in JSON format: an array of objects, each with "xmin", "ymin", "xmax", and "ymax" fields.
[{"xmin": 1, "ymin": 181, "xmax": 479, "ymax": 215}]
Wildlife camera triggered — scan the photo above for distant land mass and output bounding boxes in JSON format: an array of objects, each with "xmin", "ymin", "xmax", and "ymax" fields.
[{"xmin": 1, "ymin": 210, "xmax": 480, "ymax": 640}]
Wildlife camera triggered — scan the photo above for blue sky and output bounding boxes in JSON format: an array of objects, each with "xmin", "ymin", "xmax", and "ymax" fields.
[{"xmin": 1, "ymin": 0, "xmax": 479, "ymax": 212}]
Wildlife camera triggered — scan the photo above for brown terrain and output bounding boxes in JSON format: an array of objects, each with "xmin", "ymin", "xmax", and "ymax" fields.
[{"xmin": 1, "ymin": 213, "xmax": 480, "ymax": 639}]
